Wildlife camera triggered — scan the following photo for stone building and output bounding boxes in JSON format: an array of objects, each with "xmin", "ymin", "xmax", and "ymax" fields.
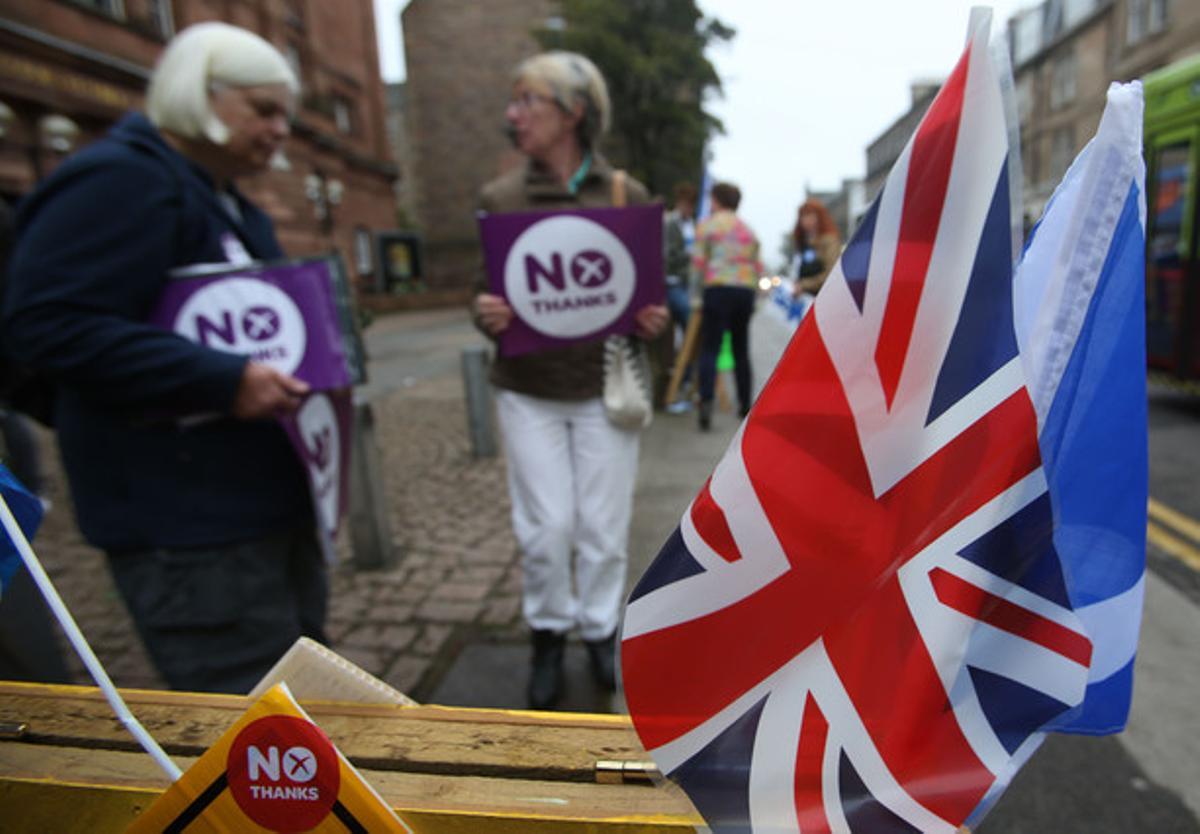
[
  {"xmin": 819, "ymin": 178, "xmax": 868, "ymax": 242},
  {"xmin": 0, "ymin": 0, "xmax": 398, "ymax": 301},
  {"xmin": 384, "ymin": 80, "xmax": 416, "ymax": 228},
  {"xmin": 1011, "ymin": 0, "xmax": 1200, "ymax": 220},
  {"xmin": 400, "ymin": 0, "xmax": 560, "ymax": 290}
]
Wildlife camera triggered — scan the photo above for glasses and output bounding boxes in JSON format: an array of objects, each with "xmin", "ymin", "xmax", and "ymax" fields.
[{"xmin": 506, "ymin": 91, "xmax": 556, "ymax": 112}]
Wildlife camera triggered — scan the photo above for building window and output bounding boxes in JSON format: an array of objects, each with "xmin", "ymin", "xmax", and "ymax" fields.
[
  {"xmin": 284, "ymin": 43, "xmax": 303, "ymax": 84},
  {"xmin": 69, "ymin": 0, "xmax": 125, "ymax": 18},
  {"xmin": 284, "ymin": 0, "xmax": 307, "ymax": 30},
  {"xmin": 1127, "ymin": 0, "xmax": 1169, "ymax": 44},
  {"xmin": 146, "ymin": 0, "xmax": 174, "ymax": 37},
  {"xmin": 1043, "ymin": 0, "xmax": 1064, "ymax": 41},
  {"xmin": 1049, "ymin": 50, "xmax": 1076, "ymax": 110},
  {"xmin": 1063, "ymin": 0, "xmax": 1097, "ymax": 29},
  {"xmin": 333, "ymin": 97, "xmax": 353, "ymax": 134},
  {"xmin": 1016, "ymin": 75, "xmax": 1034, "ymax": 124},
  {"xmin": 1012, "ymin": 9, "xmax": 1043, "ymax": 65},
  {"xmin": 1148, "ymin": 0, "xmax": 1169, "ymax": 33},
  {"xmin": 1049, "ymin": 126, "xmax": 1076, "ymax": 182},
  {"xmin": 354, "ymin": 227, "xmax": 374, "ymax": 276}
]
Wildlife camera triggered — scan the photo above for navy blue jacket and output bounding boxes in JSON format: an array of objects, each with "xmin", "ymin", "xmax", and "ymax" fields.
[{"xmin": 3, "ymin": 113, "xmax": 310, "ymax": 552}]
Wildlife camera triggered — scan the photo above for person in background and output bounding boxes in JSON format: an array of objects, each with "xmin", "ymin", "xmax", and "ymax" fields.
[
  {"xmin": 691, "ymin": 181, "xmax": 763, "ymax": 431},
  {"xmin": 472, "ymin": 51, "xmax": 668, "ymax": 710},
  {"xmin": 791, "ymin": 197, "xmax": 841, "ymax": 298},
  {"xmin": 2, "ymin": 23, "xmax": 321, "ymax": 695},
  {"xmin": 663, "ymin": 182, "xmax": 698, "ymax": 413}
]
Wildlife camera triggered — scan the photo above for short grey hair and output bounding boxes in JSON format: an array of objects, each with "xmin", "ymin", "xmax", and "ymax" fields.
[
  {"xmin": 146, "ymin": 22, "xmax": 298, "ymax": 145},
  {"xmin": 513, "ymin": 51, "xmax": 611, "ymax": 149}
]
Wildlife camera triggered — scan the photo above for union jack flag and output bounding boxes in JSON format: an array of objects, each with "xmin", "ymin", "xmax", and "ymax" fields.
[{"xmin": 621, "ymin": 15, "xmax": 1147, "ymax": 833}]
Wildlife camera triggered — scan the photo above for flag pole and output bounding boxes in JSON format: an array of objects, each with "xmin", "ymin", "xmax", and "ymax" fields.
[{"xmin": 0, "ymin": 493, "xmax": 182, "ymax": 781}]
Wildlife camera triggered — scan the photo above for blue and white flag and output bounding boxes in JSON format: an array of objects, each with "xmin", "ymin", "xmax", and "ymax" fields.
[
  {"xmin": 697, "ymin": 164, "xmax": 714, "ymax": 222},
  {"xmin": 1014, "ymin": 80, "xmax": 1148, "ymax": 737},
  {"xmin": 0, "ymin": 462, "xmax": 44, "ymax": 595}
]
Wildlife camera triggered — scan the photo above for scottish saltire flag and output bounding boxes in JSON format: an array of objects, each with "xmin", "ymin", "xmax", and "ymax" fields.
[
  {"xmin": 0, "ymin": 462, "xmax": 44, "ymax": 595},
  {"xmin": 1014, "ymin": 81, "xmax": 1147, "ymax": 739},
  {"xmin": 621, "ymin": 13, "xmax": 1146, "ymax": 833}
]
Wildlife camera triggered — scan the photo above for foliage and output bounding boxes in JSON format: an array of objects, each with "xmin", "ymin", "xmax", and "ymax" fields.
[{"xmin": 533, "ymin": 0, "xmax": 734, "ymax": 199}]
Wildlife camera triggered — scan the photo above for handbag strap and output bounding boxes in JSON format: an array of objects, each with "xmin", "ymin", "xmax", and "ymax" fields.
[{"xmin": 611, "ymin": 169, "xmax": 627, "ymax": 207}]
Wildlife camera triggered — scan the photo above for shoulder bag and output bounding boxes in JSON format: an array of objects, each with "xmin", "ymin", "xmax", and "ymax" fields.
[{"xmin": 601, "ymin": 170, "xmax": 653, "ymax": 430}]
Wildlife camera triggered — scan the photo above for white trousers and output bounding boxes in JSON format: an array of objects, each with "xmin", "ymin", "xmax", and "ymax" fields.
[{"xmin": 495, "ymin": 390, "xmax": 640, "ymax": 640}]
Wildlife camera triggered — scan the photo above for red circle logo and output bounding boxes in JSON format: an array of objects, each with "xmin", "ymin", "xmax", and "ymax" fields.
[{"xmin": 226, "ymin": 716, "xmax": 341, "ymax": 832}]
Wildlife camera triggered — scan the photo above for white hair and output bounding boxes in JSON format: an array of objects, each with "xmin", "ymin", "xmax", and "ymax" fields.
[
  {"xmin": 513, "ymin": 51, "xmax": 611, "ymax": 148},
  {"xmin": 146, "ymin": 22, "xmax": 298, "ymax": 145}
]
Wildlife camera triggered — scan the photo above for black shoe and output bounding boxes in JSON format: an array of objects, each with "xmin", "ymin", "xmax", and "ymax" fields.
[
  {"xmin": 528, "ymin": 630, "xmax": 566, "ymax": 710},
  {"xmin": 698, "ymin": 401, "xmax": 713, "ymax": 432},
  {"xmin": 584, "ymin": 632, "xmax": 617, "ymax": 691}
]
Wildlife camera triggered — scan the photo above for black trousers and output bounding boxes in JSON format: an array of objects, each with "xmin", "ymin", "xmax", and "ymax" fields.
[
  {"xmin": 108, "ymin": 523, "xmax": 327, "ymax": 694},
  {"xmin": 698, "ymin": 285, "xmax": 757, "ymax": 412}
]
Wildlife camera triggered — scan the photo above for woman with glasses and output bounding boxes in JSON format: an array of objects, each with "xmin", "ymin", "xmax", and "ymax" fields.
[{"xmin": 472, "ymin": 51, "xmax": 668, "ymax": 710}]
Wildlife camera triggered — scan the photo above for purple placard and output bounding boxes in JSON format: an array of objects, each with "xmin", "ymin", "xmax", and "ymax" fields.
[
  {"xmin": 479, "ymin": 203, "xmax": 665, "ymax": 357},
  {"xmin": 150, "ymin": 259, "xmax": 351, "ymax": 391},
  {"xmin": 280, "ymin": 388, "xmax": 353, "ymax": 543}
]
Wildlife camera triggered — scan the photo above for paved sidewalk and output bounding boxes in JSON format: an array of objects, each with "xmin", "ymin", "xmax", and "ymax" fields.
[{"xmin": 17, "ymin": 304, "xmax": 792, "ymax": 708}]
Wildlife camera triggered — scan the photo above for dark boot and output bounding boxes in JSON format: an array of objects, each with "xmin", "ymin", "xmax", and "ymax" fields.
[
  {"xmin": 584, "ymin": 632, "xmax": 617, "ymax": 691},
  {"xmin": 698, "ymin": 401, "xmax": 713, "ymax": 432},
  {"xmin": 528, "ymin": 630, "xmax": 566, "ymax": 710}
]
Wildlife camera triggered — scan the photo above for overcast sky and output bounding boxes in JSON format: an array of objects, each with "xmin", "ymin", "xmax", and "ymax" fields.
[{"xmin": 372, "ymin": 0, "xmax": 1035, "ymax": 266}]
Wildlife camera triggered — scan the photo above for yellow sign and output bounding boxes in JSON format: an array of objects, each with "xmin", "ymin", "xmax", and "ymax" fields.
[
  {"xmin": 0, "ymin": 53, "xmax": 139, "ymax": 111},
  {"xmin": 126, "ymin": 684, "xmax": 413, "ymax": 833}
]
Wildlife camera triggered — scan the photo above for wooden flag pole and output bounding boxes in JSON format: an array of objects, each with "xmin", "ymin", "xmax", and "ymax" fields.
[
  {"xmin": 0, "ymin": 494, "xmax": 182, "ymax": 781},
  {"xmin": 663, "ymin": 309, "xmax": 735, "ymax": 412},
  {"xmin": 664, "ymin": 309, "xmax": 702, "ymax": 406}
]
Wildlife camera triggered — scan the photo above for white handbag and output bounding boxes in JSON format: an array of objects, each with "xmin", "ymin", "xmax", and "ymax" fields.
[{"xmin": 602, "ymin": 335, "xmax": 653, "ymax": 430}]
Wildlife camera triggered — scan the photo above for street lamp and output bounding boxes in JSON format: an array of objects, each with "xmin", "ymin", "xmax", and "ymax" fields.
[
  {"xmin": 304, "ymin": 171, "xmax": 344, "ymax": 233},
  {"xmin": 39, "ymin": 114, "xmax": 80, "ymax": 154}
]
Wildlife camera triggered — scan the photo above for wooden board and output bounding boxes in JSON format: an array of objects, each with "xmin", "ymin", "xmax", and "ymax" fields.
[{"xmin": 0, "ymin": 682, "xmax": 702, "ymax": 832}]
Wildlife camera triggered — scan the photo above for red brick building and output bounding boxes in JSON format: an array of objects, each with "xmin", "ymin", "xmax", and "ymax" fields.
[
  {"xmin": 401, "ymin": 0, "xmax": 559, "ymax": 289},
  {"xmin": 0, "ymin": 0, "xmax": 398, "ymax": 299}
]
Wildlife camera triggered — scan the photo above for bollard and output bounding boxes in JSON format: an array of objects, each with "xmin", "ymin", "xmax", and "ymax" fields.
[
  {"xmin": 348, "ymin": 395, "xmax": 398, "ymax": 569},
  {"xmin": 461, "ymin": 345, "xmax": 497, "ymax": 458}
]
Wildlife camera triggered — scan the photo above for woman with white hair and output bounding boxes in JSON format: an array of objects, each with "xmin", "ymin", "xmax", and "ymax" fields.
[
  {"xmin": 3, "ymin": 23, "xmax": 322, "ymax": 693},
  {"xmin": 473, "ymin": 51, "xmax": 669, "ymax": 710}
]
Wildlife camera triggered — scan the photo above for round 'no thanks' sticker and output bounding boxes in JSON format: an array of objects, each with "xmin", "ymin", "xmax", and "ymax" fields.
[{"xmin": 226, "ymin": 715, "xmax": 341, "ymax": 832}]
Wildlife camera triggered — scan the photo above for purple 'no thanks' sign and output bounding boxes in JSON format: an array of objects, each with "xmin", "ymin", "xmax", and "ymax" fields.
[
  {"xmin": 150, "ymin": 259, "xmax": 351, "ymax": 391},
  {"xmin": 479, "ymin": 203, "xmax": 664, "ymax": 356}
]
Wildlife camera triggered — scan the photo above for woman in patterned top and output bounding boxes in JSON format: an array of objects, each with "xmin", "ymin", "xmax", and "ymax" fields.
[{"xmin": 690, "ymin": 181, "xmax": 764, "ymax": 430}]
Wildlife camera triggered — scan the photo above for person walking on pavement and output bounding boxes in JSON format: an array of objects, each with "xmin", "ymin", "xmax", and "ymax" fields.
[
  {"xmin": 2, "ymin": 23, "xmax": 325, "ymax": 695},
  {"xmin": 663, "ymin": 182, "xmax": 698, "ymax": 413},
  {"xmin": 691, "ymin": 181, "xmax": 764, "ymax": 431},
  {"xmin": 472, "ymin": 51, "xmax": 668, "ymax": 710}
]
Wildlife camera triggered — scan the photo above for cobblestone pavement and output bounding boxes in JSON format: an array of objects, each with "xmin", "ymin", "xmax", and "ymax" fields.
[
  {"xmin": 26, "ymin": 308, "xmax": 523, "ymax": 701},
  {"xmin": 21, "ymin": 305, "xmax": 787, "ymax": 705}
]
